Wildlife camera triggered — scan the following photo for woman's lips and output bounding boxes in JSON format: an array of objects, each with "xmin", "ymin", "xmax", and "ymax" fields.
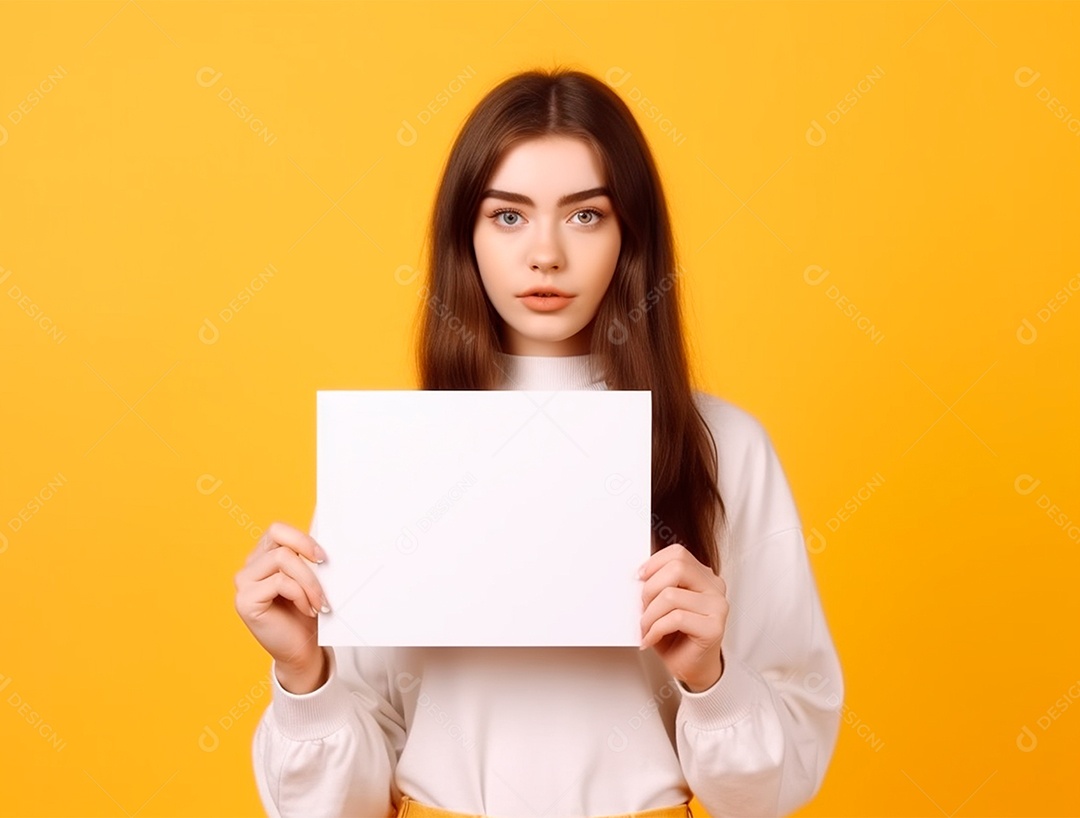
[{"xmin": 519, "ymin": 294, "xmax": 574, "ymax": 311}]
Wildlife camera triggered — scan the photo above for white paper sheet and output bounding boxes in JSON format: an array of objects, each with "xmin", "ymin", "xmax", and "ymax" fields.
[{"xmin": 314, "ymin": 389, "xmax": 652, "ymax": 646}]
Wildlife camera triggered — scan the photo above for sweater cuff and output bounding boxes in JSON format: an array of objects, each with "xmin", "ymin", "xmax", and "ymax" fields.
[
  {"xmin": 676, "ymin": 654, "xmax": 763, "ymax": 729},
  {"xmin": 269, "ymin": 646, "xmax": 355, "ymax": 740}
]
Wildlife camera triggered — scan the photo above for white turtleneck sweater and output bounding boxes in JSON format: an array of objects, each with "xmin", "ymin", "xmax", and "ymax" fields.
[{"xmin": 252, "ymin": 353, "xmax": 844, "ymax": 818}]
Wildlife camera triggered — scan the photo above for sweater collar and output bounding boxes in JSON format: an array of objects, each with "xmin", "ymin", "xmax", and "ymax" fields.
[{"xmin": 495, "ymin": 352, "xmax": 607, "ymax": 390}]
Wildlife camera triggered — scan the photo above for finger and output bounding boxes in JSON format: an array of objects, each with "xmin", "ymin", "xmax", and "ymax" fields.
[
  {"xmin": 640, "ymin": 585, "xmax": 713, "ymax": 638},
  {"xmin": 638, "ymin": 542, "xmax": 696, "ymax": 583},
  {"xmin": 640, "ymin": 559, "xmax": 694, "ymax": 612},
  {"xmin": 241, "ymin": 546, "xmax": 328, "ymax": 613},
  {"xmin": 640, "ymin": 556, "xmax": 716, "ymax": 610},
  {"xmin": 641, "ymin": 606, "xmax": 717, "ymax": 650},
  {"xmin": 243, "ymin": 572, "xmax": 319, "ymax": 618},
  {"xmin": 248, "ymin": 520, "xmax": 324, "ymax": 565}
]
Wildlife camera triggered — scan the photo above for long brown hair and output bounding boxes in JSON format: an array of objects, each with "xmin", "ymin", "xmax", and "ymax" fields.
[{"xmin": 414, "ymin": 67, "xmax": 726, "ymax": 574}]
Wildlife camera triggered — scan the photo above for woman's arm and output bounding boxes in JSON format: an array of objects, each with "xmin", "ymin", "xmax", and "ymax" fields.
[
  {"xmin": 252, "ymin": 511, "xmax": 407, "ymax": 818},
  {"xmin": 675, "ymin": 398, "xmax": 844, "ymax": 817},
  {"xmin": 675, "ymin": 526, "xmax": 843, "ymax": 817},
  {"xmin": 253, "ymin": 644, "xmax": 406, "ymax": 818}
]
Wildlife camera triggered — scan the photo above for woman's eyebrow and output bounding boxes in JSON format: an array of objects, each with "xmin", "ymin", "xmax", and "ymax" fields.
[{"xmin": 480, "ymin": 186, "xmax": 610, "ymax": 207}]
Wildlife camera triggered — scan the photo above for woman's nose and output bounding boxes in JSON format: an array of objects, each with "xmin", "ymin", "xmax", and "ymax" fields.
[{"xmin": 528, "ymin": 225, "xmax": 564, "ymax": 271}]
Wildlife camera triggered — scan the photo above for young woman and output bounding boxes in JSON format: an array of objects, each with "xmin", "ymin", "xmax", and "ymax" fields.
[{"xmin": 235, "ymin": 68, "xmax": 844, "ymax": 818}]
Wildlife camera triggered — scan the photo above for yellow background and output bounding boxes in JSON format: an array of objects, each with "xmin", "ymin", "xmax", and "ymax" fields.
[{"xmin": 2, "ymin": 1, "xmax": 1078, "ymax": 815}]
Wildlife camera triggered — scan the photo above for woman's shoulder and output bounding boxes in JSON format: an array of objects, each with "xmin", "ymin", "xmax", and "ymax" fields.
[
  {"xmin": 690, "ymin": 388, "xmax": 774, "ymax": 457},
  {"xmin": 690, "ymin": 388, "xmax": 803, "ymax": 536}
]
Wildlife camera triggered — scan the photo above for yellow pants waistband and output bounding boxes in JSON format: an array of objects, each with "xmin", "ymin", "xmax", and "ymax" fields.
[{"xmin": 395, "ymin": 794, "xmax": 693, "ymax": 818}]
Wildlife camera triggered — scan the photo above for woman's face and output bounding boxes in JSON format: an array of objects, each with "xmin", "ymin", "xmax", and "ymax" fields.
[{"xmin": 473, "ymin": 135, "xmax": 621, "ymax": 356}]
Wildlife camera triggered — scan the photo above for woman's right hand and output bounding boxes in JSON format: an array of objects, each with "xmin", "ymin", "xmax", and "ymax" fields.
[{"xmin": 234, "ymin": 521, "xmax": 329, "ymax": 681}]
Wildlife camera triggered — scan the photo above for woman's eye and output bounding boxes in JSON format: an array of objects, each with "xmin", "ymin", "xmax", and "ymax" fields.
[
  {"xmin": 490, "ymin": 208, "xmax": 605, "ymax": 228},
  {"xmin": 492, "ymin": 209, "xmax": 521, "ymax": 226},
  {"xmin": 573, "ymin": 208, "xmax": 604, "ymax": 226}
]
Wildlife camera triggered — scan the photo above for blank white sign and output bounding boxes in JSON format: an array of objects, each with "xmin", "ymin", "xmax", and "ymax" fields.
[{"xmin": 314, "ymin": 389, "xmax": 652, "ymax": 647}]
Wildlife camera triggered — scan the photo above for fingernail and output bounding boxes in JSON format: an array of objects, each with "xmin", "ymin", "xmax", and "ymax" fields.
[
  {"xmin": 314, "ymin": 544, "xmax": 327, "ymax": 563},
  {"xmin": 638, "ymin": 643, "xmax": 647, "ymax": 651},
  {"xmin": 320, "ymin": 601, "xmax": 331, "ymax": 614}
]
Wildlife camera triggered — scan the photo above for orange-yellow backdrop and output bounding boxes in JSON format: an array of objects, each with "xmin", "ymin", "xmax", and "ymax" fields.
[{"xmin": 1, "ymin": 1, "xmax": 1078, "ymax": 816}]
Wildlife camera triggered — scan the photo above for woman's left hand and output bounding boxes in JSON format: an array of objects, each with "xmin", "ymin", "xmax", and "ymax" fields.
[{"xmin": 638, "ymin": 542, "xmax": 729, "ymax": 693}]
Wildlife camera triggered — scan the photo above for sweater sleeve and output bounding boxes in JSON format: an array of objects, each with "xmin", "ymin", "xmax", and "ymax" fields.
[
  {"xmin": 674, "ymin": 403, "xmax": 844, "ymax": 817},
  {"xmin": 251, "ymin": 511, "xmax": 407, "ymax": 818}
]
